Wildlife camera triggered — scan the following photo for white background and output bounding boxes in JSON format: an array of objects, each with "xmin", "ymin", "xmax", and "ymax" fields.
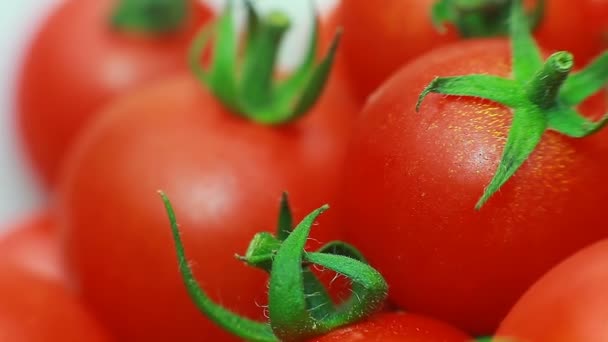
[{"xmin": 0, "ymin": 0, "xmax": 337, "ymax": 227}]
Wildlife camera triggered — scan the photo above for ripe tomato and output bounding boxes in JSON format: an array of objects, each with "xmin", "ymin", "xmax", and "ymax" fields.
[
  {"xmin": 17, "ymin": 0, "xmax": 211, "ymax": 187},
  {"xmin": 337, "ymin": 0, "xmax": 607, "ymax": 102},
  {"xmin": 535, "ymin": 0, "xmax": 608, "ymax": 65},
  {"xmin": 309, "ymin": 312, "xmax": 470, "ymax": 342},
  {"xmin": 0, "ymin": 264, "xmax": 110, "ymax": 342},
  {"xmin": 337, "ymin": 0, "xmax": 457, "ymax": 102},
  {"xmin": 57, "ymin": 70, "xmax": 357, "ymax": 341},
  {"xmin": 0, "ymin": 211, "xmax": 66, "ymax": 285},
  {"xmin": 337, "ymin": 39, "xmax": 608, "ymax": 335},
  {"xmin": 496, "ymin": 239, "xmax": 608, "ymax": 341}
]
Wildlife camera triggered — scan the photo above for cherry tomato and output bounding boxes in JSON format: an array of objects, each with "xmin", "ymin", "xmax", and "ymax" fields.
[
  {"xmin": 497, "ymin": 239, "xmax": 608, "ymax": 341},
  {"xmin": 336, "ymin": 39, "xmax": 608, "ymax": 335},
  {"xmin": 337, "ymin": 0, "xmax": 457, "ymax": 102},
  {"xmin": 0, "ymin": 211, "xmax": 66, "ymax": 284},
  {"xmin": 17, "ymin": 0, "xmax": 211, "ymax": 187},
  {"xmin": 57, "ymin": 71, "xmax": 357, "ymax": 341},
  {"xmin": 0, "ymin": 264, "xmax": 110, "ymax": 342},
  {"xmin": 309, "ymin": 312, "xmax": 470, "ymax": 342},
  {"xmin": 336, "ymin": 0, "xmax": 607, "ymax": 102}
]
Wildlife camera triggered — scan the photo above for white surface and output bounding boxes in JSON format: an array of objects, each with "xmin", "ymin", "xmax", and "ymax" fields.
[{"xmin": 0, "ymin": 0, "xmax": 338, "ymax": 227}]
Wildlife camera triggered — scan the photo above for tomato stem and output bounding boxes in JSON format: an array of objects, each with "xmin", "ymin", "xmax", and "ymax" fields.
[
  {"xmin": 418, "ymin": 0, "xmax": 608, "ymax": 209},
  {"xmin": 432, "ymin": 0, "xmax": 545, "ymax": 37},
  {"xmin": 160, "ymin": 191, "xmax": 387, "ymax": 341},
  {"xmin": 527, "ymin": 52, "xmax": 573, "ymax": 109},
  {"xmin": 111, "ymin": 0, "xmax": 189, "ymax": 34},
  {"xmin": 188, "ymin": 1, "xmax": 341, "ymax": 125}
]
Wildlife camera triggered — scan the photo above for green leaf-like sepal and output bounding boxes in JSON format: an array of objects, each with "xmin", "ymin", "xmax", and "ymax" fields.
[
  {"xmin": 417, "ymin": 0, "xmax": 608, "ymax": 209},
  {"xmin": 431, "ymin": 0, "xmax": 545, "ymax": 38},
  {"xmin": 161, "ymin": 191, "xmax": 387, "ymax": 341},
  {"xmin": 189, "ymin": 1, "xmax": 341, "ymax": 125},
  {"xmin": 111, "ymin": 0, "xmax": 189, "ymax": 34}
]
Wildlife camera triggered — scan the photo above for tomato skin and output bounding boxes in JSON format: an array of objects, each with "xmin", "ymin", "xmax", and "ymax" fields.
[
  {"xmin": 337, "ymin": 39, "xmax": 608, "ymax": 335},
  {"xmin": 309, "ymin": 312, "xmax": 470, "ymax": 342},
  {"xmin": 534, "ymin": 0, "xmax": 608, "ymax": 65},
  {"xmin": 57, "ymin": 73, "xmax": 357, "ymax": 341},
  {"xmin": 337, "ymin": 0, "xmax": 457, "ymax": 102},
  {"xmin": 337, "ymin": 0, "xmax": 607, "ymax": 102},
  {"xmin": 17, "ymin": 0, "xmax": 211, "ymax": 187},
  {"xmin": 0, "ymin": 211, "xmax": 66, "ymax": 285},
  {"xmin": 0, "ymin": 264, "xmax": 110, "ymax": 342},
  {"xmin": 496, "ymin": 239, "xmax": 608, "ymax": 342}
]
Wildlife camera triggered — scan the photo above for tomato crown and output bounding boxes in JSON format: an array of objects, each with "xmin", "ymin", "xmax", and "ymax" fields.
[
  {"xmin": 111, "ymin": 0, "xmax": 190, "ymax": 34},
  {"xmin": 432, "ymin": 0, "xmax": 545, "ymax": 37},
  {"xmin": 159, "ymin": 192, "xmax": 387, "ymax": 342},
  {"xmin": 418, "ymin": 0, "xmax": 608, "ymax": 209},
  {"xmin": 189, "ymin": 0, "xmax": 341, "ymax": 125}
]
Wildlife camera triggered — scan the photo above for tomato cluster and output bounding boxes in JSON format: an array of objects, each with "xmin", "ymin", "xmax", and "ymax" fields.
[{"xmin": 3, "ymin": 0, "xmax": 608, "ymax": 341}]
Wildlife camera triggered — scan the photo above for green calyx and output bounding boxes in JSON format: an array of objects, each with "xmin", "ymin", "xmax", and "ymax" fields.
[
  {"xmin": 432, "ymin": 0, "xmax": 545, "ymax": 37},
  {"xmin": 111, "ymin": 0, "xmax": 189, "ymax": 34},
  {"xmin": 159, "ymin": 191, "xmax": 387, "ymax": 342},
  {"xmin": 189, "ymin": 0, "xmax": 341, "ymax": 125},
  {"xmin": 417, "ymin": 0, "xmax": 608, "ymax": 210}
]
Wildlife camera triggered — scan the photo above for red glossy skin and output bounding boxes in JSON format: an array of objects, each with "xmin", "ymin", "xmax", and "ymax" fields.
[
  {"xmin": 0, "ymin": 211, "xmax": 67, "ymax": 285},
  {"xmin": 496, "ymin": 239, "xmax": 608, "ymax": 341},
  {"xmin": 17, "ymin": 0, "xmax": 211, "ymax": 187},
  {"xmin": 337, "ymin": 0, "xmax": 607, "ymax": 103},
  {"xmin": 0, "ymin": 264, "xmax": 110, "ymax": 342},
  {"xmin": 57, "ymin": 73, "xmax": 357, "ymax": 341},
  {"xmin": 337, "ymin": 0, "xmax": 457, "ymax": 102},
  {"xmin": 309, "ymin": 312, "xmax": 470, "ymax": 342},
  {"xmin": 338, "ymin": 39, "xmax": 608, "ymax": 335},
  {"xmin": 534, "ymin": 0, "xmax": 608, "ymax": 65}
]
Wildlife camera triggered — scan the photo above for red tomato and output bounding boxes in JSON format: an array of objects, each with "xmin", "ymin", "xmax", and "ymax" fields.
[
  {"xmin": 496, "ymin": 239, "xmax": 608, "ymax": 341},
  {"xmin": 337, "ymin": 0, "xmax": 607, "ymax": 102},
  {"xmin": 17, "ymin": 0, "xmax": 212, "ymax": 187},
  {"xmin": 56, "ymin": 71, "xmax": 357, "ymax": 341},
  {"xmin": 0, "ymin": 211, "xmax": 66, "ymax": 285},
  {"xmin": 0, "ymin": 264, "xmax": 110, "ymax": 342},
  {"xmin": 309, "ymin": 312, "xmax": 470, "ymax": 342},
  {"xmin": 535, "ymin": 0, "xmax": 608, "ymax": 65},
  {"xmin": 337, "ymin": 0, "xmax": 457, "ymax": 102},
  {"xmin": 337, "ymin": 39, "xmax": 608, "ymax": 335}
]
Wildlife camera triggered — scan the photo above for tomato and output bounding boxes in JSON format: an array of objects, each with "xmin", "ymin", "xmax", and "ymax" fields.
[
  {"xmin": 336, "ymin": 0, "xmax": 457, "ymax": 102},
  {"xmin": 534, "ymin": 0, "xmax": 608, "ymax": 65},
  {"xmin": 17, "ymin": 0, "xmax": 212, "ymax": 187},
  {"xmin": 496, "ymin": 239, "xmax": 608, "ymax": 341},
  {"xmin": 0, "ymin": 264, "xmax": 110, "ymax": 342},
  {"xmin": 309, "ymin": 312, "xmax": 470, "ymax": 342},
  {"xmin": 56, "ymin": 67, "xmax": 357, "ymax": 341},
  {"xmin": 336, "ymin": 39, "xmax": 608, "ymax": 335},
  {"xmin": 0, "ymin": 211, "xmax": 66, "ymax": 285},
  {"xmin": 336, "ymin": 0, "xmax": 607, "ymax": 102}
]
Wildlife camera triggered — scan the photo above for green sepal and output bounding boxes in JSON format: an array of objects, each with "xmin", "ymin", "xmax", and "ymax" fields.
[
  {"xmin": 111, "ymin": 0, "xmax": 189, "ymax": 34},
  {"xmin": 417, "ymin": 0, "xmax": 608, "ymax": 209},
  {"xmin": 159, "ymin": 191, "xmax": 277, "ymax": 342},
  {"xmin": 431, "ymin": 0, "xmax": 545, "ymax": 38},
  {"xmin": 162, "ymin": 191, "xmax": 387, "ymax": 341},
  {"xmin": 269, "ymin": 206, "xmax": 388, "ymax": 341},
  {"xmin": 189, "ymin": 1, "xmax": 341, "ymax": 125},
  {"xmin": 276, "ymin": 192, "xmax": 293, "ymax": 241}
]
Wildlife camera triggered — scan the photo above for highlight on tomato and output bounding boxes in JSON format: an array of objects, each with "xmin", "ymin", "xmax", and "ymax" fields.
[
  {"xmin": 337, "ymin": 0, "xmax": 608, "ymax": 335},
  {"xmin": 17, "ymin": 0, "xmax": 212, "ymax": 187},
  {"xmin": 57, "ymin": 2, "xmax": 358, "ymax": 340}
]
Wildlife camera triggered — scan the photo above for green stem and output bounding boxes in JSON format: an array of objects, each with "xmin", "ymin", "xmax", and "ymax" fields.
[
  {"xmin": 240, "ymin": 11, "xmax": 291, "ymax": 113},
  {"xmin": 111, "ymin": 0, "xmax": 189, "ymax": 34},
  {"xmin": 526, "ymin": 52, "xmax": 574, "ymax": 109}
]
